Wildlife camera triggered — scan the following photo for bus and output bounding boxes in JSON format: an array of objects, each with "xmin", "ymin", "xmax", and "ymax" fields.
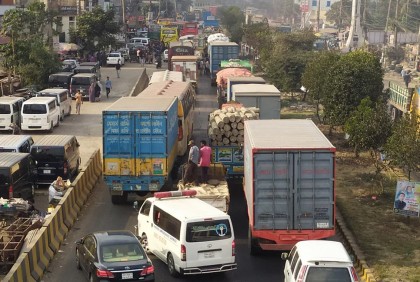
[
  {"xmin": 180, "ymin": 22, "xmax": 199, "ymax": 36},
  {"xmin": 157, "ymin": 18, "xmax": 174, "ymax": 26},
  {"xmin": 148, "ymin": 70, "xmax": 183, "ymax": 85},
  {"xmin": 160, "ymin": 27, "xmax": 179, "ymax": 46},
  {"xmin": 138, "ymin": 81, "xmax": 195, "ymax": 156}
]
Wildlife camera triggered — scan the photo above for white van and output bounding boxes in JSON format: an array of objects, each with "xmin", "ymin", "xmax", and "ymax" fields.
[
  {"xmin": 21, "ymin": 97, "xmax": 60, "ymax": 132},
  {"xmin": 0, "ymin": 135, "xmax": 34, "ymax": 153},
  {"xmin": 282, "ymin": 240, "xmax": 360, "ymax": 282},
  {"xmin": 135, "ymin": 190, "xmax": 237, "ymax": 277},
  {"xmin": 0, "ymin": 97, "xmax": 25, "ymax": 131},
  {"xmin": 36, "ymin": 88, "xmax": 71, "ymax": 120},
  {"xmin": 129, "ymin": 37, "xmax": 150, "ymax": 47}
]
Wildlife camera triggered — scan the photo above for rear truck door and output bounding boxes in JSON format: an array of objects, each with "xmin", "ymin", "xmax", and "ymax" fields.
[
  {"xmin": 294, "ymin": 151, "xmax": 334, "ymax": 230},
  {"xmin": 184, "ymin": 219, "xmax": 234, "ymax": 268}
]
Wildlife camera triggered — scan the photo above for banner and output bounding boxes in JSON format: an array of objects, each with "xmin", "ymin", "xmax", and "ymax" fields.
[{"xmin": 394, "ymin": 181, "xmax": 420, "ymax": 217}]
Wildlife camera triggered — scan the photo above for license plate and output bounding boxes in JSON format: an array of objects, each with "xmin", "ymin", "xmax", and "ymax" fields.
[
  {"xmin": 121, "ymin": 272, "xmax": 133, "ymax": 279},
  {"xmin": 204, "ymin": 252, "xmax": 214, "ymax": 258},
  {"xmin": 149, "ymin": 183, "xmax": 158, "ymax": 191},
  {"xmin": 43, "ymin": 170, "xmax": 51, "ymax": 174}
]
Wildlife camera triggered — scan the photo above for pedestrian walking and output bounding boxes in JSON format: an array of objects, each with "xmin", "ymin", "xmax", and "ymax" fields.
[
  {"xmin": 140, "ymin": 51, "xmax": 145, "ymax": 67},
  {"xmin": 75, "ymin": 90, "xmax": 83, "ymax": 114},
  {"xmin": 136, "ymin": 49, "xmax": 141, "ymax": 63},
  {"xmin": 205, "ymin": 60, "xmax": 210, "ymax": 75},
  {"xmin": 183, "ymin": 140, "xmax": 200, "ymax": 185},
  {"xmin": 105, "ymin": 76, "xmax": 112, "ymax": 98},
  {"xmin": 116, "ymin": 60, "xmax": 121, "ymax": 78},
  {"xmin": 198, "ymin": 140, "xmax": 212, "ymax": 183},
  {"xmin": 89, "ymin": 82, "xmax": 95, "ymax": 102},
  {"xmin": 10, "ymin": 123, "xmax": 21, "ymax": 135},
  {"xmin": 403, "ymin": 70, "xmax": 411, "ymax": 88}
]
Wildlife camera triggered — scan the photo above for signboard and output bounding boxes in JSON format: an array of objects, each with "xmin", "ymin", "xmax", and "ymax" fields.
[
  {"xmin": 394, "ymin": 181, "xmax": 419, "ymax": 217},
  {"xmin": 170, "ymin": 46, "xmax": 194, "ymax": 56},
  {"xmin": 59, "ymin": 5, "xmax": 77, "ymax": 15}
]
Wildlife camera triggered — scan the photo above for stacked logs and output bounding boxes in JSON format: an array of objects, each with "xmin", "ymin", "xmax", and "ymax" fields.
[{"xmin": 208, "ymin": 106, "xmax": 259, "ymax": 146}]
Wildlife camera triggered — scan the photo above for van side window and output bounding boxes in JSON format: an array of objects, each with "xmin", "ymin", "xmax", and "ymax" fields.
[
  {"xmin": 60, "ymin": 92, "xmax": 68, "ymax": 102},
  {"xmin": 140, "ymin": 200, "xmax": 151, "ymax": 216},
  {"xmin": 153, "ymin": 207, "xmax": 181, "ymax": 240},
  {"xmin": 48, "ymin": 101, "xmax": 56, "ymax": 111},
  {"xmin": 294, "ymin": 259, "xmax": 302, "ymax": 280},
  {"xmin": 19, "ymin": 141, "xmax": 30, "ymax": 153},
  {"xmin": 290, "ymin": 251, "xmax": 299, "ymax": 274}
]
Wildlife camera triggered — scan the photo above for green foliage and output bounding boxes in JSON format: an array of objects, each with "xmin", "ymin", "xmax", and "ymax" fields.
[
  {"xmin": 261, "ymin": 29, "xmax": 316, "ymax": 92},
  {"xmin": 301, "ymin": 51, "xmax": 341, "ymax": 121},
  {"xmin": 217, "ymin": 6, "xmax": 244, "ymax": 43},
  {"xmin": 243, "ymin": 22, "xmax": 272, "ymax": 53},
  {"xmin": 323, "ymin": 50, "xmax": 384, "ymax": 127},
  {"xmin": 69, "ymin": 7, "xmax": 121, "ymax": 52},
  {"xmin": 0, "ymin": 2, "xmax": 61, "ymax": 88},
  {"xmin": 326, "ymin": 0, "xmax": 351, "ymax": 28},
  {"xmin": 384, "ymin": 113, "xmax": 420, "ymax": 180}
]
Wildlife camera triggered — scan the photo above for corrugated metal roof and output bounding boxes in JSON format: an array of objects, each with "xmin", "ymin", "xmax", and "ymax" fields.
[
  {"xmin": 0, "ymin": 153, "xmax": 30, "ymax": 167},
  {"xmin": 149, "ymin": 71, "xmax": 183, "ymax": 84},
  {"xmin": 232, "ymin": 84, "xmax": 280, "ymax": 94},
  {"xmin": 0, "ymin": 135, "xmax": 32, "ymax": 147},
  {"xmin": 104, "ymin": 96, "xmax": 177, "ymax": 112},
  {"xmin": 245, "ymin": 120, "xmax": 335, "ymax": 150},
  {"xmin": 139, "ymin": 81, "xmax": 191, "ymax": 98},
  {"xmin": 33, "ymin": 135, "xmax": 75, "ymax": 146}
]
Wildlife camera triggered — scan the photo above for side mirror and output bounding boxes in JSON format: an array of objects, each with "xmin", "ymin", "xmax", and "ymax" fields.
[
  {"xmin": 133, "ymin": 201, "xmax": 139, "ymax": 211},
  {"xmin": 281, "ymin": 252, "xmax": 289, "ymax": 260}
]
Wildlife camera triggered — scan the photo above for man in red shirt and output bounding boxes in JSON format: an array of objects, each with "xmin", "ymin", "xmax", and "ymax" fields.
[{"xmin": 199, "ymin": 140, "xmax": 212, "ymax": 183}]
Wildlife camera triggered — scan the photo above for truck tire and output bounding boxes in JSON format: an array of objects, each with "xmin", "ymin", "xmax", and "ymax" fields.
[
  {"xmin": 249, "ymin": 226, "xmax": 262, "ymax": 256},
  {"xmin": 111, "ymin": 193, "xmax": 127, "ymax": 205}
]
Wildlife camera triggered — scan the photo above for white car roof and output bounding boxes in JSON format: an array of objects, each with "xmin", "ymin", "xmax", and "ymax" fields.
[{"xmin": 294, "ymin": 240, "xmax": 352, "ymax": 264}]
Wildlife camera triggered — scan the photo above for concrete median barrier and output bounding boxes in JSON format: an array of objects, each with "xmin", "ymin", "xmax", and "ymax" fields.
[
  {"xmin": 2, "ymin": 252, "xmax": 35, "ymax": 282},
  {"xmin": 58, "ymin": 188, "xmax": 79, "ymax": 229},
  {"xmin": 72, "ymin": 172, "xmax": 89, "ymax": 207},
  {"xmin": 129, "ymin": 68, "xmax": 149, "ymax": 97},
  {"xmin": 43, "ymin": 205, "xmax": 68, "ymax": 253}
]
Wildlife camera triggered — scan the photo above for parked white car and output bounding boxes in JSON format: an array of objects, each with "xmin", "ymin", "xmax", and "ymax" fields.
[{"xmin": 106, "ymin": 52, "xmax": 125, "ymax": 66}]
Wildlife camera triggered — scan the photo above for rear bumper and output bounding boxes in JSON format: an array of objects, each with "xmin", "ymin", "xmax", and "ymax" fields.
[
  {"xmin": 21, "ymin": 123, "xmax": 50, "ymax": 130},
  {"xmin": 181, "ymin": 263, "xmax": 237, "ymax": 275}
]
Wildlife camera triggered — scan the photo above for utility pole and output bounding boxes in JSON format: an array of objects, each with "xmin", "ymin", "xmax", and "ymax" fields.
[
  {"xmin": 382, "ymin": 0, "xmax": 392, "ymax": 67},
  {"xmin": 394, "ymin": 0, "xmax": 399, "ymax": 48},
  {"xmin": 344, "ymin": 0, "xmax": 363, "ymax": 51},
  {"xmin": 122, "ymin": 0, "xmax": 127, "ymax": 43},
  {"xmin": 316, "ymin": 0, "xmax": 321, "ymax": 32}
]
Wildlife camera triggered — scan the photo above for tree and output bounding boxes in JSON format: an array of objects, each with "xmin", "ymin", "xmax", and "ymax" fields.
[
  {"xmin": 243, "ymin": 22, "xmax": 272, "ymax": 53},
  {"xmin": 384, "ymin": 113, "xmax": 420, "ymax": 181},
  {"xmin": 261, "ymin": 29, "xmax": 316, "ymax": 93},
  {"xmin": 322, "ymin": 50, "xmax": 384, "ymax": 131},
  {"xmin": 301, "ymin": 51, "xmax": 341, "ymax": 122},
  {"xmin": 326, "ymin": 0, "xmax": 352, "ymax": 29},
  {"xmin": 344, "ymin": 97, "xmax": 392, "ymax": 192},
  {"xmin": 0, "ymin": 2, "xmax": 62, "ymax": 88},
  {"xmin": 217, "ymin": 6, "xmax": 245, "ymax": 43},
  {"xmin": 69, "ymin": 7, "xmax": 121, "ymax": 52}
]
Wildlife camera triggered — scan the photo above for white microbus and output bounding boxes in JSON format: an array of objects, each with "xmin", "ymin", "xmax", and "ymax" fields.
[
  {"xmin": 21, "ymin": 97, "xmax": 60, "ymax": 132},
  {"xmin": 135, "ymin": 190, "xmax": 237, "ymax": 277}
]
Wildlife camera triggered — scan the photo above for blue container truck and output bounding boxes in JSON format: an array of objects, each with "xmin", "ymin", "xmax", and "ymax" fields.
[
  {"xmin": 208, "ymin": 42, "xmax": 239, "ymax": 86},
  {"xmin": 102, "ymin": 96, "xmax": 179, "ymax": 204}
]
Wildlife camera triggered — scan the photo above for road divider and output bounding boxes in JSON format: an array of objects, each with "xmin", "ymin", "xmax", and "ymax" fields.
[
  {"xmin": 128, "ymin": 68, "xmax": 149, "ymax": 97},
  {"xmin": 3, "ymin": 149, "xmax": 103, "ymax": 281}
]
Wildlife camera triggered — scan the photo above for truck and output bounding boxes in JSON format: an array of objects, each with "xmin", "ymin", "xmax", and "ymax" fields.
[
  {"xmin": 231, "ymin": 84, "xmax": 281, "ymax": 119},
  {"xmin": 388, "ymin": 81, "xmax": 420, "ymax": 119},
  {"xmin": 167, "ymin": 41, "xmax": 194, "ymax": 70},
  {"xmin": 178, "ymin": 163, "xmax": 230, "ymax": 213},
  {"xmin": 102, "ymin": 96, "xmax": 179, "ymax": 204},
  {"xmin": 226, "ymin": 76, "xmax": 266, "ymax": 103},
  {"xmin": 244, "ymin": 119, "xmax": 336, "ymax": 254},
  {"xmin": 208, "ymin": 41, "xmax": 239, "ymax": 86},
  {"xmin": 220, "ymin": 59, "xmax": 253, "ymax": 73},
  {"xmin": 171, "ymin": 55, "xmax": 198, "ymax": 90}
]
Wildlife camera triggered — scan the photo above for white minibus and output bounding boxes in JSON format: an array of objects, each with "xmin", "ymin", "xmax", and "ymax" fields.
[
  {"xmin": 36, "ymin": 88, "xmax": 72, "ymax": 120},
  {"xmin": 21, "ymin": 97, "xmax": 60, "ymax": 132},
  {"xmin": 135, "ymin": 190, "xmax": 237, "ymax": 277},
  {"xmin": 0, "ymin": 97, "xmax": 25, "ymax": 131}
]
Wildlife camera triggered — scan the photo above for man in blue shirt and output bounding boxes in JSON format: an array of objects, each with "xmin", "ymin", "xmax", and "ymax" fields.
[
  {"xmin": 105, "ymin": 77, "xmax": 112, "ymax": 98},
  {"xmin": 183, "ymin": 140, "xmax": 199, "ymax": 185}
]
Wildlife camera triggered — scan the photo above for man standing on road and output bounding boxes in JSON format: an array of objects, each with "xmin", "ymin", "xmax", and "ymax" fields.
[
  {"xmin": 75, "ymin": 90, "xmax": 83, "ymax": 115},
  {"xmin": 105, "ymin": 77, "xmax": 112, "ymax": 98},
  {"xmin": 199, "ymin": 140, "xmax": 212, "ymax": 183},
  {"xmin": 183, "ymin": 140, "xmax": 199, "ymax": 185},
  {"xmin": 136, "ymin": 49, "xmax": 141, "ymax": 63},
  {"xmin": 116, "ymin": 60, "xmax": 121, "ymax": 78}
]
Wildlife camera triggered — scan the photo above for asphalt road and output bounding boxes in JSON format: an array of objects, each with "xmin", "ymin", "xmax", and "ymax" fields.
[{"xmin": 40, "ymin": 63, "xmax": 287, "ymax": 282}]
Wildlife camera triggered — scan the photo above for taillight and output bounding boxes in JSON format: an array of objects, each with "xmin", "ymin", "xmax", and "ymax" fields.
[
  {"xmin": 296, "ymin": 265, "xmax": 308, "ymax": 282},
  {"xmin": 96, "ymin": 269, "xmax": 114, "ymax": 278},
  {"xmin": 350, "ymin": 266, "xmax": 359, "ymax": 282},
  {"xmin": 8, "ymin": 185, "xmax": 13, "ymax": 199},
  {"xmin": 181, "ymin": 244, "xmax": 186, "ymax": 261},
  {"xmin": 63, "ymin": 162, "xmax": 68, "ymax": 175},
  {"xmin": 232, "ymin": 240, "xmax": 236, "ymax": 256},
  {"xmin": 140, "ymin": 265, "xmax": 154, "ymax": 275}
]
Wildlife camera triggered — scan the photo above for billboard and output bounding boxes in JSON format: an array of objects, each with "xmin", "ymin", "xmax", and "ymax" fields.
[{"xmin": 394, "ymin": 181, "xmax": 419, "ymax": 217}]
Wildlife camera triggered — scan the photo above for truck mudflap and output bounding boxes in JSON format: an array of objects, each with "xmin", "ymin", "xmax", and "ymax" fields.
[
  {"xmin": 110, "ymin": 190, "xmax": 124, "ymax": 196},
  {"xmin": 251, "ymin": 229, "xmax": 336, "ymax": 251}
]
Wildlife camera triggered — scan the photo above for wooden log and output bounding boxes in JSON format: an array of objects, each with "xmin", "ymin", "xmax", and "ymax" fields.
[
  {"xmin": 211, "ymin": 140, "xmax": 218, "ymax": 146},
  {"xmin": 208, "ymin": 128, "xmax": 215, "ymax": 140},
  {"xmin": 230, "ymin": 136, "xmax": 237, "ymax": 143},
  {"xmin": 237, "ymin": 122, "xmax": 244, "ymax": 130},
  {"xmin": 232, "ymin": 128, "xmax": 239, "ymax": 136},
  {"xmin": 223, "ymin": 137, "xmax": 230, "ymax": 145},
  {"xmin": 217, "ymin": 141, "xmax": 224, "ymax": 146},
  {"xmin": 223, "ymin": 123, "xmax": 231, "ymax": 132},
  {"xmin": 227, "ymin": 113, "xmax": 236, "ymax": 122},
  {"xmin": 239, "ymin": 129, "xmax": 244, "ymax": 136},
  {"xmin": 216, "ymin": 134, "xmax": 223, "ymax": 141},
  {"xmin": 231, "ymin": 122, "xmax": 237, "ymax": 129},
  {"xmin": 219, "ymin": 113, "xmax": 229, "ymax": 123},
  {"xmin": 224, "ymin": 130, "xmax": 232, "ymax": 137},
  {"xmin": 237, "ymin": 135, "xmax": 244, "ymax": 143},
  {"xmin": 214, "ymin": 115, "xmax": 224, "ymax": 128},
  {"xmin": 234, "ymin": 112, "xmax": 242, "ymax": 122}
]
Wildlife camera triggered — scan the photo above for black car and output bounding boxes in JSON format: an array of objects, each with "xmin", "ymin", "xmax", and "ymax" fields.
[{"xmin": 75, "ymin": 230, "xmax": 155, "ymax": 282}]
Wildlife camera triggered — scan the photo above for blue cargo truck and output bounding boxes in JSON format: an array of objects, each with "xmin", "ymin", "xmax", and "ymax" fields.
[
  {"xmin": 208, "ymin": 42, "xmax": 239, "ymax": 86},
  {"xmin": 102, "ymin": 96, "xmax": 179, "ymax": 204}
]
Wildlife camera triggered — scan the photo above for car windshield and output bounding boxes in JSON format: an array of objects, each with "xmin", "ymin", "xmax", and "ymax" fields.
[
  {"xmin": 108, "ymin": 54, "xmax": 121, "ymax": 58},
  {"xmin": 0, "ymin": 104, "xmax": 11, "ymax": 114},
  {"xmin": 306, "ymin": 267, "xmax": 352, "ymax": 282},
  {"xmin": 186, "ymin": 219, "xmax": 232, "ymax": 242},
  {"xmin": 71, "ymin": 77, "xmax": 91, "ymax": 85},
  {"xmin": 49, "ymin": 76, "xmax": 68, "ymax": 84},
  {"xmin": 100, "ymin": 243, "xmax": 145, "ymax": 263},
  {"xmin": 31, "ymin": 147, "xmax": 64, "ymax": 162},
  {"xmin": 23, "ymin": 104, "xmax": 47, "ymax": 114}
]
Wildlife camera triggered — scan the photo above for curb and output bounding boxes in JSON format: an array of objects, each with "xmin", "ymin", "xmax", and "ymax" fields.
[{"xmin": 336, "ymin": 209, "xmax": 377, "ymax": 282}]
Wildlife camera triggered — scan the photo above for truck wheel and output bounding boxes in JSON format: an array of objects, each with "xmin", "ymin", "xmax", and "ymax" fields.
[
  {"xmin": 167, "ymin": 253, "xmax": 179, "ymax": 277},
  {"xmin": 249, "ymin": 226, "xmax": 262, "ymax": 256}
]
